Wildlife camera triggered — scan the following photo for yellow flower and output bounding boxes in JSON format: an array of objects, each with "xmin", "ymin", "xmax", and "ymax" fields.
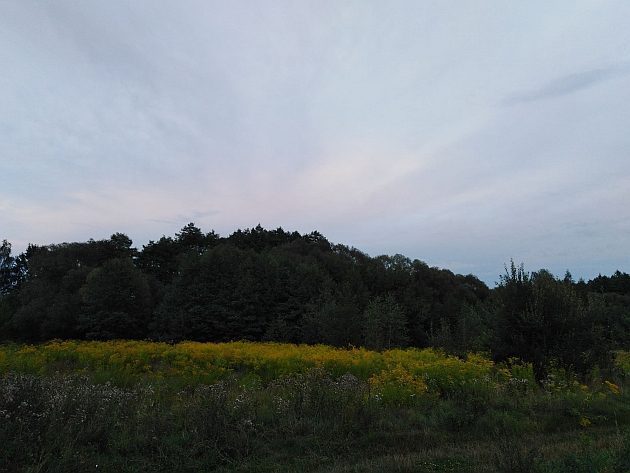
[{"xmin": 604, "ymin": 380, "xmax": 621, "ymax": 396}]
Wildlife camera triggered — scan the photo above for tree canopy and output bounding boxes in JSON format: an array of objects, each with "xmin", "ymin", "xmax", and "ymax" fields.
[{"xmin": 0, "ymin": 225, "xmax": 627, "ymax": 382}]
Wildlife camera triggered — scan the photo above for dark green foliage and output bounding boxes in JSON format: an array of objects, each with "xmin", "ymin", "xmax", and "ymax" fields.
[
  {"xmin": 302, "ymin": 289, "xmax": 364, "ymax": 347},
  {"xmin": 588, "ymin": 270, "xmax": 630, "ymax": 295},
  {"xmin": 263, "ymin": 251, "xmax": 332, "ymax": 343},
  {"xmin": 2, "ymin": 225, "xmax": 629, "ymax": 372},
  {"xmin": 4, "ymin": 234, "xmax": 138, "ymax": 341},
  {"xmin": 493, "ymin": 262, "xmax": 617, "ymax": 383},
  {"xmin": 78, "ymin": 258, "xmax": 152, "ymax": 339},
  {"xmin": 585, "ymin": 292, "xmax": 630, "ymax": 351},
  {"xmin": 2, "ymin": 371, "xmax": 628, "ymax": 473},
  {"xmin": 227, "ymin": 224, "xmax": 303, "ymax": 252},
  {"xmin": 362, "ymin": 295, "xmax": 409, "ymax": 350},
  {"xmin": 136, "ymin": 224, "xmax": 220, "ymax": 284},
  {"xmin": 493, "ymin": 438, "xmax": 541, "ymax": 473},
  {"xmin": 0, "ymin": 240, "xmax": 26, "ymax": 296},
  {"xmin": 135, "ymin": 236, "xmax": 180, "ymax": 283},
  {"xmin": 152, "ymin": 245, "xmax": 277, "ymax": 341}
]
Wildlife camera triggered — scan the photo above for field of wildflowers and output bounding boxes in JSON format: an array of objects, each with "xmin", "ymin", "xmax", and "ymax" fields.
[
  {"xmin": 1, "ymin": 340, "xmax": 518, "ymax": 403},
  {"xmin": 1, "ymin": 341, "xmax": 629, "ymax": 472}
]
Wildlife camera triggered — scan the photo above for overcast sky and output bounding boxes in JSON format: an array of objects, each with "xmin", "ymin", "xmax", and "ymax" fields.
[{"xmin": 1, "ymin": 1, "xmax": 629, "ymax": 284}]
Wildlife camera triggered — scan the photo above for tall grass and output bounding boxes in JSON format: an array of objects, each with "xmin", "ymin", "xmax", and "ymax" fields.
[{"xmin": 0, "ymin": 342, "xmax": 628, "ymax": 472}]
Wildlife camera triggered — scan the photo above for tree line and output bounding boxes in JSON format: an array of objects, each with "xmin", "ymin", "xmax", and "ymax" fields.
[{"xmin": 1, "ymin": 224, "xmax": 628, "ymax": 382}]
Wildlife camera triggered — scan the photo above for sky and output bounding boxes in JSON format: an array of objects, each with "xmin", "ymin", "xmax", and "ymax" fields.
[{"xmin": 1, "ymin": 1, "xmax": 629, "ymax": 285}]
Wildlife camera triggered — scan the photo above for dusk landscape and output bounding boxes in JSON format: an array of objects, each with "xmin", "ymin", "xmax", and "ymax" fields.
[{"xmin": 1, "ymin": 2, "xmax": 629, "ymax": 472}]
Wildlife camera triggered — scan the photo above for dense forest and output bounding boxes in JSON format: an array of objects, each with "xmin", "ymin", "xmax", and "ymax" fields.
[{"xmin": 1, "ymin": 224, "xmax": 629, "ymax": 382}]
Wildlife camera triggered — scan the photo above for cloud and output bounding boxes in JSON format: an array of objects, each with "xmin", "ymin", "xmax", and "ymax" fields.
[
  {"xmin": 147, "ymin": 210, "xmax": 220, "ymax": 227},
  {"xmin": 504, "ymin": 63, "xmax": 630, "ymax": 104},
  {"xmin": 2, "ymin": 1, "xmax": 630, "ymax": 284}
]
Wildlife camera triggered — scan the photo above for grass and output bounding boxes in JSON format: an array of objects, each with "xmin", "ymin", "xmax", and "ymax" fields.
[{"xmin": 0, "ymin": 341, "xmax": 629, "ymax": 472}]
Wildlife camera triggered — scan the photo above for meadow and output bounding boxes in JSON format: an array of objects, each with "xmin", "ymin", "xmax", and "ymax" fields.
[{"xmin": 1, "ymin": 341, "xmax": 629, "ymax": 472}]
